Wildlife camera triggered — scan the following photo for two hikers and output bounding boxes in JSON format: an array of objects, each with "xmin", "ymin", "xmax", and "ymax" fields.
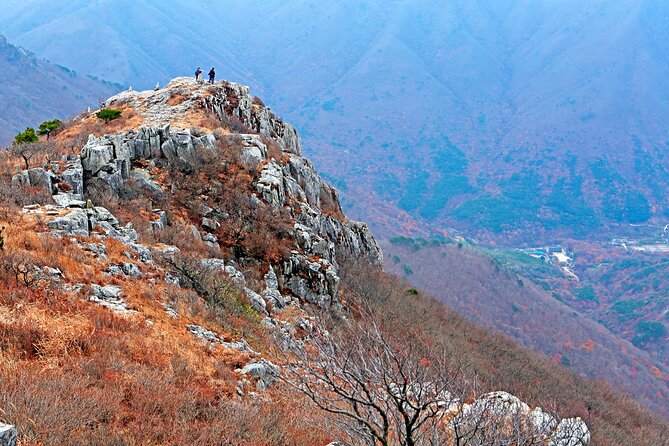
[{"xmin": 195, "ymin": 67, "xmax": 216, "ymax": 84}]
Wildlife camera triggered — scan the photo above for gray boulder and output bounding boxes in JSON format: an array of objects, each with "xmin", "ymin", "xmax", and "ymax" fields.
[
  {"xmin": 130, "ymin": 244, "xmax": 154, "ymax": 263},
  {"xmin": 187, "ymin": 324, "xmax": 222, "ymax": 343},
  {"xmin": 58, "ymin": 156, "xmax": 84, "ymax": 197},
  {"xmin": 550, "ymin": 418, "xmax": 591, "ymax": 446},
  {"xmin": 130, "ymin": 171, "xmax": 164, "ymax": 199},
  {"xmin": 11, "ymin": 168, "xmax": 53, "ymax": 196},
  {"xmin": 28, "ymin": 168, "xmax": 54, "ymax": 193},
  {"xmin": 202, "ymin": 217, "xmax": 220, "ymax": 231},
  {"xmin": 0, "ymin": 423, "xmax": 17, "ymax": 446},
  {"xmin": 150, "ymin": 209, "xmax": 168, "ymax": 231},
  {"xmin": 240, "ymin": 359, "xmax": 279, "ymax": 390},
  {"xmin": 244, "ymin": 287, "xmax": 268, "ymax": 315},
  {"xmin": 122, "ymin": 262, "xmax": 141, "ymax": 277},
  {"xmin": 256, "ymin": 160, "xmax": 286, "ymax": 207},
  {"xmin": 52, "ymin": 193, "xmax": 85, "ymax": 208},
  {"xmin": 89, "ymin": 285, "xmax": 135, "ymax": 314},
  {"xmin": 263, "ymin": 267, "xmax": 288, "ymax": 309},
  {"xmin": 81, "ymin": 135, "xmax": 115, "ymax": 175},
  {"xmin": 46, "ymin": 209, "xmax": 89, "ymax": 236},
  {"xmin": 10, "ymin": 171, "xmax": 29, "ymax": 187}
]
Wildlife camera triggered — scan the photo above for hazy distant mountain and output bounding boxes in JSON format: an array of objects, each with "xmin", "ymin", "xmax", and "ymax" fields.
[
  {"xmin": 2, "ymin": 0, "xmax": 669, "ymax": 240},
  {"xmin": 0, "ymin": 34, "xmax": 119, "ymax": 144}
]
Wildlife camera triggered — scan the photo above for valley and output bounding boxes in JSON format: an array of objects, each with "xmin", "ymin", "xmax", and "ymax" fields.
[{"xmin": 383, "ymin": 225, "xmax": 669, "ymax": 415}]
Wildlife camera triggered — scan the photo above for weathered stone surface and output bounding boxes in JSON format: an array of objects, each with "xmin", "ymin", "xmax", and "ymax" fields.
[
  {"xmin": 244, "ymin": 287, "xmax": 268, "ymax": 315},
  {"xmin": 240, "ymin": 359, "xmax": 279, "ymax": 390},
  {"xmin": 256, "ymin": 160, "xmax": 286, "ymax": 208},
  {"xmin": 0, "ymin": 423, "xmax": 17, "ymax": 446},
  {"xmin": 12, "ymin": 168, "xmax": 53, "ymax": 196},
  {"xmin": 130, "ymin": 171, "xmax": 164, "ymax": 200},
  {"xmin": 201, "ymin": 217, "xmax": 220, "ymax": 231},
  {"xmin": 150, "ymin": 209, "xmax": 168, "ymax": 231},
  {"xmin": 228, "ymin": 134, "xmax": 269, "ymax": 165},
  {"xmin": 187, "ymin": 324, "xmax": 257, "ymax": 354},
  {"xmin": 122, "ymin": 262, "xmax": 141, "ymax": 277},
  {"xmin": 46, "ymin": 209, "xmax": 89, "ymax": 236},
  {"xmin": 90, "ymin": 285, "xmax": 136, "ymax": 314},
  {"xmin": 29, "ymin": 168, "xmax": 54, "ymax": 193},
  {"xmin": 449, "ymin": 391, "xmax": 590, "ymax": 446},
  {"xmin": 550, "ymin": 418, "xmax": 591, "ymax": 446},
  {"xmin": 202, "ymin": 82, "xmax": 302, "ymax": 155},
  {"xmin": 201, "ymin": 258, "xmax": 227, "ymax": 271},
  {"xmin": 262, "ymin": 267, "xmax": 288, "ymax": 309},
  {"xmin": 81, "ymin": 135, "xmax": 116, "ymax": 175},
  {"xmin": 59, "ymin": 156, "xmax": 84, "ymax": 197},
  {"xmin": 130, "ymin": 244, "xmax": 154, "ymax": 263},
  {"xmin": 52, "ymin": 194, "xmax": 85, "ymax": 208},
  {"xmin": 187, "ymin": 324, "xmax": 221, "ymax": 343},
  {"xmin": 202, "ymin": 233, "xmax": 218, "ymax": 247},
  {"xmin": 10, "ymin": 171, "xmax": 29, "ymax": 187}
]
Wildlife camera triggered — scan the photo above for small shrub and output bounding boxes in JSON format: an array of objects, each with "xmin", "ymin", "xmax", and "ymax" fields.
[{"xmin": 96, "ymin": 109, "xmax": 122, "ymax": 123}]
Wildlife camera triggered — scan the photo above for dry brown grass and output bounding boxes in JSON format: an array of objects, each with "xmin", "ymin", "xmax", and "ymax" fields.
[
  {"xmin": 56, "ymin": 105, "xmax": 143, "ymax": 141},
  {"xmin": 0, "ymin": 214, "xmax": 333, "ymax": 444}
]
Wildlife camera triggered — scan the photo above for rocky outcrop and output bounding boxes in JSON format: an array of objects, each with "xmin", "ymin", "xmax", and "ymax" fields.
[
  {"xmin": 187, "ymin": 324, "xmax": 256, "ymax": 354},
  {"xmin": 89, "ymin": 285, "xmax": 136, "ymax": 314},
  {"xmin": 11, "ymin": 167, "xmax": 53, "ymax": 196},
  {"xmin": 201, "ymin": 82, "xmax": 302, "ymax": 155},
  {"xmin": 240, "ymin": 359, "xmax": 280, "ymax": 390},
  {"xmin": 449, "ymin": 391, "xmax": 590, "ymax": 446},
  {"xmin": 41, "ymin": 206, "xmax": 138, "ymax": 243},
  {"xmin": 0, "ymin": 423, "xmax": 17, "ymax": 446},
  {"xmin": 18, "ymin": 78, "xmax": 382, "ymax": 313}
]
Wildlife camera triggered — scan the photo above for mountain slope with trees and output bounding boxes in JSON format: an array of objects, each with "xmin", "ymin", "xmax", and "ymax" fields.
[{"xmin": 0, "ymin": 35, "xmax": 119, "ymax": 144}]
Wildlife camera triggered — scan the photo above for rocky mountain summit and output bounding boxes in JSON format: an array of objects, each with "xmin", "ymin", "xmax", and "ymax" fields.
[
  {"xmin": 15, "ymin": 78, "xmax": 382, "ymax": 310},
  {"xmin": 0, "ymin": 78, "xmax": 604, "ymax": 445}
]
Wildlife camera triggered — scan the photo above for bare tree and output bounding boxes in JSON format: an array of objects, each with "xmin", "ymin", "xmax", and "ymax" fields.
[
  {"xmin": 283, "ymin": 317, "xmax": 465, "ymax": 446},
  {"xmin": 10, "ymin": 141, "xmax": 55, "ymax": 170},
  {"xmin": 0, "ymin": 251, "xmax": 46, "ymax": 289}
]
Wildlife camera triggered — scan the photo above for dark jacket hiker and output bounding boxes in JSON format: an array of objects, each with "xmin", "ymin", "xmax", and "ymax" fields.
[{"xmin": 208, "ymin": 68, "xmax": 216, "ymax": 84}]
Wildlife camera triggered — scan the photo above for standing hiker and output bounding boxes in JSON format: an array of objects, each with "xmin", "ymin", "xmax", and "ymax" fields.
[
  {"xmin": 195, "ymin": 67, "xmax": 202, "ymax": 81},
  {"xmin": 208, "ymin": 67, "xmax": 216, "ymax": 84}
]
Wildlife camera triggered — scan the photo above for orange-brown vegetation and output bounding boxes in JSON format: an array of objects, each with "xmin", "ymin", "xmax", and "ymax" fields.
[
  {"xmin": 0, "ymin": 210, "xmax": 335, "ymax": 445},
  {"xmin": 57, "ymin": 104, "xmax": 143, "ymax": 140},
  {"xmin": 382, "ymin": 240, "xmax": 669, "ymax": 417}
]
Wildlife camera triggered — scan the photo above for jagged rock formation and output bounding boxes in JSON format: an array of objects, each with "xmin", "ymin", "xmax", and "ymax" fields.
[{"xmin": 454, "ymin": 392, "xmax": 590, "ymax": 446}]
